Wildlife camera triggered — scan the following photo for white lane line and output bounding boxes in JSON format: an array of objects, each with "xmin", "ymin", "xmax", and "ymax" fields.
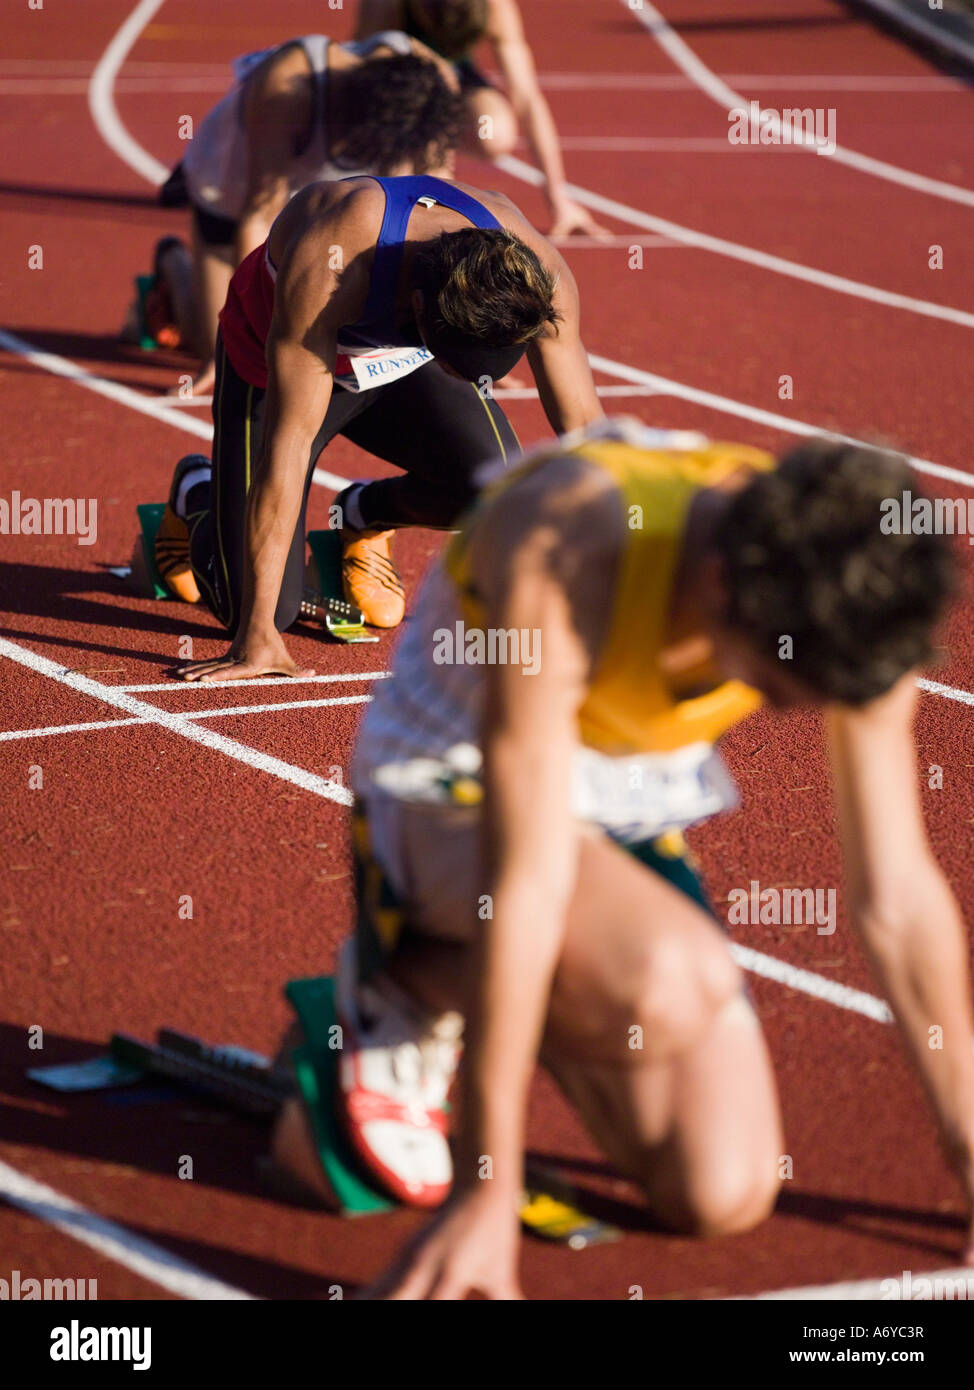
[
  {"xmin": 0, "ymin": 636, "xmax": 353, "ymax": 806},
  {"xmin": 0, "ymin": 329, "xmax": 350, "ymax": 494},
  {"xmin": 0, "ymin": 327, "xmax": 211, "ymax": 442},
  {"xmin": 0, "ymin": 695, "xmax": 371, "ymax": 742},
  {"xmin": 497, "ymin": 154, "xmax": 974, "ymax": 332},
  {"xmin": 186, "ymin": 694, "xmax": 369, "ymax": 719},
  {"xmin": 731, "ymin": 945, "xmax": 893, "ymax": 1025},
  {"xmin": 588, "ymin": 352, "xmax": 974, "ymax": 490},
  {"xmin": 623, "ymin": 0, "xmax": 974, "ymax": 208},
  {"xmin": 121, "ymin": 670, "xmax": 389, "ymax": 692},
  {"xmin": 0, "ymin": 718, "xmax": 145, "ymax": 742},
  {"xmin": 4, "ymin": 318, "xmax": 971, "ymax": 494},
  {"xmin": 4, "ymin": 315, "xmax": 971, "ymax": 503},
  {"xmin": 88, "ymin": 0, "xmax": 169, "ymax": 186},
  {"xmin": 918, "ymin": 677, "xmax": 974, "ymax": 708},
  {"xmin": 735, "ymin": 1266, "xmax": 974, "ymax": 1301},
  {"xmin": 87, "ymin": 0, "xmax": 974, "ymax": 335},
  {"xmin": 0, "ymin": 1159, "xmax": 255, "ymax": 1301}
]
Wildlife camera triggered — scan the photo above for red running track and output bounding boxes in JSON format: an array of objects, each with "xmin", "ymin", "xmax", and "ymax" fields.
[{"xmin": 1, "ymin": 0, "xmax": 973, "ymax": 1299}]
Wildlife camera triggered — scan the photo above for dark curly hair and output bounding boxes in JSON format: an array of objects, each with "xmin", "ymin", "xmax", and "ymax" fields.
[
  {"xmin": 712, "ymin": 439, "xmax": 958, "ymax": 705},
  {"xmin": 412, "ymin": 227, "xmax": 560, "ymax": 346},
  {"xmin": 330, "ymin": 54, "xmax": 462, "ymax": 175}
]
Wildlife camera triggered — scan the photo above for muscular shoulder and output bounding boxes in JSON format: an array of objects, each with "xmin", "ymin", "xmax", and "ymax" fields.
[
  {"xmin": 274, "ymin": 180, "xmax": 383, "ymax": 264},
  {"xmin": 271, "ymin": 180, "xmax": 386, "ymax": 329}
]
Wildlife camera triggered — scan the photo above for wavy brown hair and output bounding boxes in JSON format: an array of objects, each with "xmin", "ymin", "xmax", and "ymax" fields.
[{"xmin": 412, "ymin": 227, "xmax": 560, "ymax": 346}]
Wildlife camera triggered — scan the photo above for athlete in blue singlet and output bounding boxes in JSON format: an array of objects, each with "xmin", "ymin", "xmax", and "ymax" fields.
[{"xmin": 155, "ymin": 174, "xmax": 603, "ymax": 677}]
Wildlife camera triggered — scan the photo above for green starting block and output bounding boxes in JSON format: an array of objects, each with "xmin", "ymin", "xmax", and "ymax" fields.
[
  {"xmin": 129, "ymin": 502, "xmax": 170, "ymax": 599},
  {"xmin": 303, "ymin": 529, "xmax": 378, "ymax": 644},
  {"xmin": 286, "ymin": 974, "xmax": 393, "ymax": 1215},
  {"xmin": 124, "ymin": 513, "xmax": 376, "ymax": 646},
  {"xmin": 134, "ymin": 273, "xmax": 158, "ymax": 351}
]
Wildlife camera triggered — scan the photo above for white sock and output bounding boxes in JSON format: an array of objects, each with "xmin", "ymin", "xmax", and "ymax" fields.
[{"xmin": 175, "ymin": 465, "xmax": 211, "ymax": 519}]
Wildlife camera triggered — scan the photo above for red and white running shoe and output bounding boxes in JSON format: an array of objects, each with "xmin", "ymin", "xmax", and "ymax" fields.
[{"xmin": 334, "ymin": 941, "xmax": 463, "ymax": 1208}]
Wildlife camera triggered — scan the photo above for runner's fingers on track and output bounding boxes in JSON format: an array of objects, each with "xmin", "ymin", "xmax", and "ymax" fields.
[
  {"xmin": 177, "ymin": 650, "xmax": 315, "ymax": 683},
  {"xmin": 372, "ymin": 1254, "xmax": 524, "ymax": 1302},
  {"xmin": 549, "ymin": 201, "xmax": 613, "ymax": 241},
  {"xmin": 359, "ymin": 1202, "xmax": 524, "ymax": 1301}
]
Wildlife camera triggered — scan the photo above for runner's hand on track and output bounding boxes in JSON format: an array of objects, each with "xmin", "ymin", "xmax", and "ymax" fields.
[
  {"xmin": 548, "ymin": 196, "xmax": 612, "ymax": 241},
  {"xmin": 177, "ymin": 631, "xmax": 314, "ymax": 683},
  {"xmin": 360, "ymin": 1187, "xmax": 524, "ymax": 1301}
]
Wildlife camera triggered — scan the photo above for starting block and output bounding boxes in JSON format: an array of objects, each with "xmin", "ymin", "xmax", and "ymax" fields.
[
  {"xmin": 303, "ymin": 529, "xmax": 378, "ymax": 644},
  {"xmin": 133, "ymin": 273, "xmax": 159, "ymax": 351},
  {"xmin": 122, "ymin": 512, "xmax": 375, "ymax": 648},
  {"xmin": 108, "ymin": 1028, "xmax": 294, "ymax": 1117},
  {"xmin": 32, "ymin": 990, "xmax": 621, "ymax": 1242},
  {"xmin": 285, "ymin": 975, "xmax": 393, "ymax": 1214},
  {"xmin": 282, "ymin": 976, "xmax": 622, "ymax": 1242},
  {"xmin": 127, "ymin": 503, "xmax": 171, "ymax": 600}
]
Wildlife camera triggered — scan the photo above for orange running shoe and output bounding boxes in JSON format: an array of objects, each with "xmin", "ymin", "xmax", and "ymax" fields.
[
  {"xmin": 154, "ymin": 455, "xmax": 208, "ymax": 604},
  {"xmin": 340, "ymin": 525, "xmax": 405, "ymax": 628}
]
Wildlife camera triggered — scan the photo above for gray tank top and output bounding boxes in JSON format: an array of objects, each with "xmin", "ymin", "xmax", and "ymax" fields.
[{"xmin": 181, "ymin": 31, "xmax": 413, "ymax": 223}]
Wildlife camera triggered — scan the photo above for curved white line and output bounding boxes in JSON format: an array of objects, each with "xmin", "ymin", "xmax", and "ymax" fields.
[
  {"xmin": 624, "ymin": 0, "xmax": 974, "ymax": 208},
  {"xmin": 91, "ymin": 1, "xmax": 973, "ymax": 333},
  {"xmin": 88, "ymin": 0, "xmax": 169, "ymax": 185},
  {"xmin": 497, "ymin": 155, "xmax": 974, "ymax": 331}
]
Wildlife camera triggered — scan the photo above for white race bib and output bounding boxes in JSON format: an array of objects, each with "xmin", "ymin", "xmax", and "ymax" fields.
[
  {"xmin": 336, "ymin": 344, "xmax": 434, "ymax": 393},
  {"xmin": 572, "ymin": 741, "xmax": 740, "ymax": 842}
]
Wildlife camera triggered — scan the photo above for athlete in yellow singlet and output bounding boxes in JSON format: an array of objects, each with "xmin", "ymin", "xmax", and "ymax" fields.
[{"xmin": 271, "ymin": 418, "xmax": 974, "ymax": 1299}]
